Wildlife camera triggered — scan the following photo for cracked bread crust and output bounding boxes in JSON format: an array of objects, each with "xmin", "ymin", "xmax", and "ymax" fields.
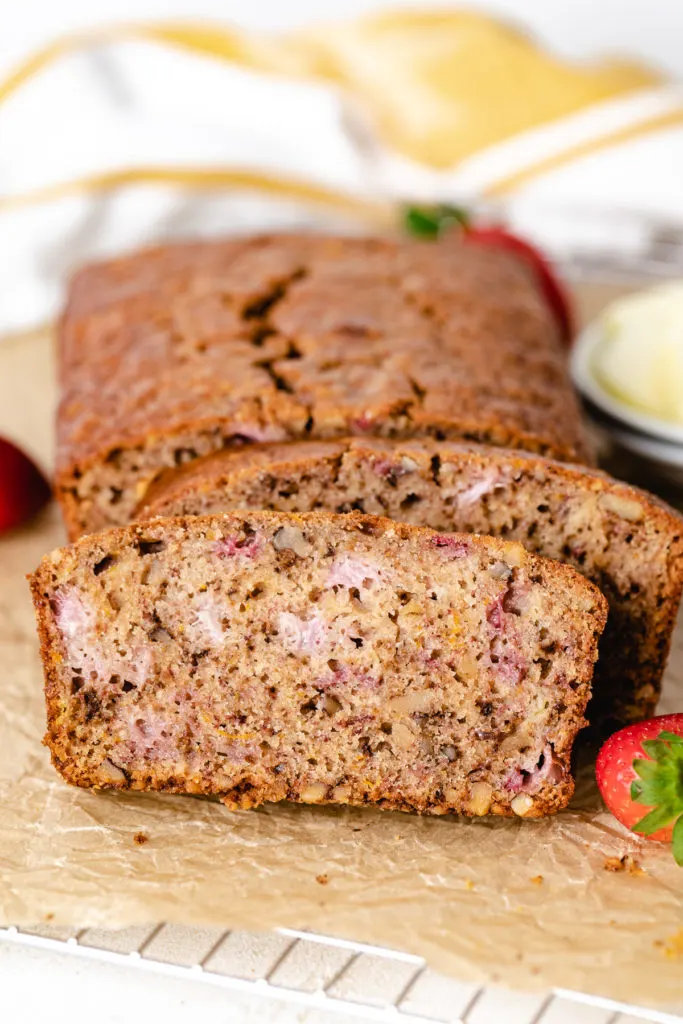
[
  {"xmin": 30, "ymin": 511, "xmax": 607, "ymax": 818},
  {"xmin": 56, "ymin": 233, "xmax": 590, "ymax": 539},
  {"xmin": 139, "ymin": 439, "xmax": 683, "ymax": 730}
]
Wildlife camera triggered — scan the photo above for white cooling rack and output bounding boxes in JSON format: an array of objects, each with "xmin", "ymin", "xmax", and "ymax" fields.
[{"xmin": 2, "ymin": 922, "xmax": 680, "ymax": 1024}]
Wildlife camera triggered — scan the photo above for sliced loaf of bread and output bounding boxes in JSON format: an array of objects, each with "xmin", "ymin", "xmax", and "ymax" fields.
[
  {"xmin": 139, "ymin": 439, "xmax": 683, "ymax": 730},
  {"xmin": 31, "ymin": 510, "xmax": 606, "ymax": 817}
]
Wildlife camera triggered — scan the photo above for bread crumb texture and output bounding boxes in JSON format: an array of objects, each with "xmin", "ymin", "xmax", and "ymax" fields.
[{"xmin": 31, "ymin": 510, "xmax": 606, "ymax": 819}]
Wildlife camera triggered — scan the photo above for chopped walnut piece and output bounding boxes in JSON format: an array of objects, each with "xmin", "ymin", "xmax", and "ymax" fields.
[
  {"xmin": 300, "ymin": 782, "xmax": 327, "ymax": 803},
  {"xmin": 511, "ymin": 794, "xmax": 534, "ymax": 817},
  {"xmin": 272, "ymin": 525, "xmax": 313, "ymax": 557},
  {"xmin": 598, "ymin": 492, "xmax": 644, "ymax": 522}
]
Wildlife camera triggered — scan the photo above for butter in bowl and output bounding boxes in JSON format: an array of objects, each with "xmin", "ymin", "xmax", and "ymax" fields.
[{"xmin": 571, "ymin": 280, "xmax": 683, "ymax": 486}]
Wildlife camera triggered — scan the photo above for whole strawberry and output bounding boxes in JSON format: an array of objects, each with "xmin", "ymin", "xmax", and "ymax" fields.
[
  {"xmin": 0, "ymin": 436, "xmax": 51, "ymax": 533},
  {"xmin": 596, "ymin": 714, "xmax": 683, "ymax": 865},
  {"xmin": 404, "ymin": 204, "xmax": 574, "ymax": 344}
]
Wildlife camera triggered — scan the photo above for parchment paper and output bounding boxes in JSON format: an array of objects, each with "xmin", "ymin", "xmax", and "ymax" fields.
[{"xmin": 2, "ymin": 314, "xmax": 683, "ymax": 1013}]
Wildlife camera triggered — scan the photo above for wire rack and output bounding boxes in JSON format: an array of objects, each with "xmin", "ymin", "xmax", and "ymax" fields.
[
  {"xmin": 559, "ymin": 226, "xmax": 683, "ymax": 281},
  {"xmin": 2, "ymin": 921, "xmax": 681, "ymax": 1024}
]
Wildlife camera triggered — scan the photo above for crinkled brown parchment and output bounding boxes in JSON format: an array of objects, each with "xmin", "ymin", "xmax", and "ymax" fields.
[{"xmin": 1, "ymin": 323, "xmax": 682, "ymax": 1013}]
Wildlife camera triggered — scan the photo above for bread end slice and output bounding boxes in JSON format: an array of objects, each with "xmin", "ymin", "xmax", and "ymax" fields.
[{"xmin": 30, "ymin": 511, "xmax": 607, "ymax": 818}]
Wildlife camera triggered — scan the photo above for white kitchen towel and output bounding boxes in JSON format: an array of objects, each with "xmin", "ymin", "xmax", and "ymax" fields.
[{"xmin": 2, "ymin": 17, "xmax": 683, "ymax": 332}]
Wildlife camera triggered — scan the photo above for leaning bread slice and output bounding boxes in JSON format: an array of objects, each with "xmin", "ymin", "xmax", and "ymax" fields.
[
  {"xmin": 30, "ymin": 511, "xmax": 606, "ymax": 818},
  {"xmin": 139, "ymin": 439, "xmax": 683, "ymax": 729}
]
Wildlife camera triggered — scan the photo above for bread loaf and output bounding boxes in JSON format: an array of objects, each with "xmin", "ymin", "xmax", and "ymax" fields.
[{"xmin": 56, "ymin": 233, "xmax": 590, "ymax": 539}]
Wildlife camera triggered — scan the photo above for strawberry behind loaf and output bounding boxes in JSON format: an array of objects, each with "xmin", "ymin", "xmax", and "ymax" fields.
[
  {"xmin": 56, "ymin": 233, "xmax": 590, "ymax": 538},
  {"xmin": 139, "ymin": 438, "xmax": 683, "ymax": 729},
  {"xmin": 31, "ymin": 511, "xmax": 607, "ymax": 817}
]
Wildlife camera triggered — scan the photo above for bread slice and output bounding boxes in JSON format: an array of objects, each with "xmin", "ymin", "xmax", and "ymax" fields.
[
  {"xmin": 139, "ymin": 439, "xmax": 683, "ymax": 730},
  {"xmin": 55, "ymin": 232, "xmax": 590, "ymax": 539},
  {"xmin": 30, "ymin": 510, "xmax": 607, "ymax": 818}
]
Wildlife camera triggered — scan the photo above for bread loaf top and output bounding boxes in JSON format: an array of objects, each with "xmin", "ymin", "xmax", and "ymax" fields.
[{"xmin": 56, "ymin": 233, "xmax": 589, "ymax": 537}]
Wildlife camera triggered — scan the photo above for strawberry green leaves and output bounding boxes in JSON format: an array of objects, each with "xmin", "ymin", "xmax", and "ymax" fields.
[
  {"xmin": 403, "ymin": 203, "xmax": 469, "ymax": 239},
  {"xmin": 597, "ymin": 715, "xmax": 683, "ymax": 866},
  {"xmin": 630, "ymin": 730, "xmax": 683, "ymax": 865},
  {"xmin": 673, "ymin": 815, "xmax": 683, "ymax": 867}
]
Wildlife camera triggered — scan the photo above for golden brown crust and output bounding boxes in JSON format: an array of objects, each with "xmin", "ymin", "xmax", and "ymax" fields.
[
  {"xmin": 56, "ymin": 233, "xmax": 591, "ymax": 538},
  {"xmin": 40, "ymin": 756, "xmax": 577, "ymax": 819},
  {"xmin": 30, "ymin": 510, "xmax": 606, "ymax": 818}
]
